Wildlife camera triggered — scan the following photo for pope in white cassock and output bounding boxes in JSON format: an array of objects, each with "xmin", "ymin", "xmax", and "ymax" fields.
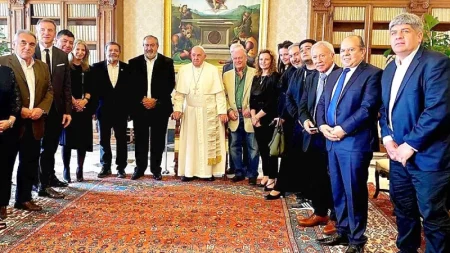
[{"xmin": 172, "ymin": 46, "xmax": 229, "ymax": 181}]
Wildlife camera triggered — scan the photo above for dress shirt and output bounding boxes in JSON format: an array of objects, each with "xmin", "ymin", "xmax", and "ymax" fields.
[
  {"xmin": 16, "ymin": 54, "xmax": 36, "ymax": 109},
  {"xmin": 383, "ymin": 46, "xmax": 420, "ymax": 147},
  {"xmin": 145, "ymin": 54, "xmax": 158, "ymax": 98},
  {"xmin": 107, "ymin": 61, "xmax": 120, "ymax": 88},
  {"xmin": 330, "ymin": 63, "xmax": 359, "ymax": 98},
  {"xmin": 40, "ymin": 45, "xmax": 52, "ymax": 72}
]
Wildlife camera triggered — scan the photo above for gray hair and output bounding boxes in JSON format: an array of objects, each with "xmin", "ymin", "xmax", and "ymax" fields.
[
  {"xmin": 389, "ymin": 13, "xmax": 423, "ymax": 33},
  {"xmin": 13, "ymin": 29, "xmax": 37, "ymax": 43},
  {"xmin": 311, "ymin": 41, "xmax": 334, "ymax": 55},
  {"xmin": 37, "ymin": 18, "xmax": 57, "ymax": 30},
  {"xmin": 143, "ymin": 35, "xmax": 159, "ymax": 45},
  {"xmin": 230, "ymin": 43, "xmax": 245, "ymax": 53},
  {"xmin": 288, "ymin": 43, "xmax": 300, "ymax": 52},
  {"xmin": 231, "ymin": 47, "xmax": 247, "ymax": 57}
]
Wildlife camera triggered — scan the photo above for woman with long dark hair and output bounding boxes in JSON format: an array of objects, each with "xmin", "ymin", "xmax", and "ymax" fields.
[
  {"xmin": 250, "ymin": 49, "xmax": 281, "ymax": 191},
  {"xmin": 60, "ymin": 40, "xmax": 95, "ymax": 182},
  {"xmin": 277, "ymin": 40, "xmax": 293, "ymax": 76}
]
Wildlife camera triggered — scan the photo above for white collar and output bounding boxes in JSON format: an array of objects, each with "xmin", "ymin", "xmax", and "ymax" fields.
[
  {"xmin": 145, "ymin": 54, "xmax": 158, "ymax": 63},
  {"xmin": 15, "ymin": 53, "xmax": 35, "ymax": 67},
  {"xmin": 395, "ymin": 46, "xmax": 420, "ymax": 67}
]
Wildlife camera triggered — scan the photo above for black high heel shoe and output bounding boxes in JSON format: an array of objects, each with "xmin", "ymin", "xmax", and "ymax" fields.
[
  {"xmin": 257, "ymin": 180, "xmax": 268, "ymax": 187},
  {"xmin": 76, "ymin": 167, "xmax": 84, "ymax": 182},
  {"xmin": 264, "ymin": 192, "xmax": 285, "ymax": 200},
  {"xmin": 264, "ymin": 182, "xmax": 275, "ymax": 191}
]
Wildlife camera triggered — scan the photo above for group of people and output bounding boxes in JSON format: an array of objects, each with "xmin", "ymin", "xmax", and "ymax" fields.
[{"xmin": 0, "ymin": 12, "xmax": 449, "ymax": 253}]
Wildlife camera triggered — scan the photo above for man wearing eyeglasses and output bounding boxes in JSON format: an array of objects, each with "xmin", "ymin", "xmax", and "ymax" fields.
[{"xmin": 0, "ymin": 30, "xmax": 53, "ymax": 212}]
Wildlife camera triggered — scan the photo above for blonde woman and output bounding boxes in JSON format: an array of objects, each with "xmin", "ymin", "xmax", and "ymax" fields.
[{"xmin": 60, "ymin": 40, "xmax": 94, "ymax": 182}]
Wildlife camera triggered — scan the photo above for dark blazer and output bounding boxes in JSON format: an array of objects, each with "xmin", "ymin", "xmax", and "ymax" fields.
[
  {"xmin": 286, "ymin": 66, "xmax": 316, "ymax": 121},
  {"xmin": 91, "ymin": 60, "xmax": 130, "ymax": 121},
  {"xmin": 128, "ymin": 53, "xmax": 175, "ymax": 118},
  {"xmin": 316, "ymin": 61, "xmax": 381, "ymax": 152},
  {"xmin": 379, "ymin": 47, "xmax": 450, "ymax": 171},
  {"xmin": 298, "ymin": 64, "xmax": 339, "ymax": 151},
  {"xmin": 35, "ymin": 45, "xmax": 71, "ymax": 115},
  {"xmin": 0, "ymin": 54, "xmax": 53, "ymax": 139},
  {"xmin": 0, "ymin": 65, "xmax": 21, "ymax": 120}
]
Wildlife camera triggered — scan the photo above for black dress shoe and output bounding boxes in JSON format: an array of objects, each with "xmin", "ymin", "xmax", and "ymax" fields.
[
  {"xmin": 225, "ymin": 168, "xmax": 235, "ymax": 175},
  {"xmin": 38, "ymin": 187, "xmax": 65, "ymax": 199},
  {"xmin": 14, "ymin": 201, "xmax": 42, "ymax": 211},
  {"xmin": 318, "ymin": 234, "xmax": 349, "ymax": 246},
  {"xmin": 204, "ymin": 176, "xmax": 215, "ymax": 181},
  {"xmin": 153, "ymin": 174, "xmax": 162, "ymax": 181},
  {"xmin": 264, "ymin": 192, "xmax": 284, "ymax": 200},
  {"xmin": 346, "ymin": 245, "xmax": 364, "ymax": 253},
  {"xmin": 117, "ymin": 170, "xmax": 126, "ymax": 178},
  {"xmin": 76, "ymin": 167, "xmax": 84, "ymax": 182},
  {"xmin": 181, "ymin": 176, "xmax": 193, "ymax": 182},
  {"xmin": 97, "ymin": 167, "xmax": 112, "ymax": 178},
  {"xmin": 248, "ymin": 177, "xmax": 257, "ymax": 185},
  {"xmin": 50, "ymin": 177, "xmax": 68, "ymax": 187},
  {"xmin": 231, "ymin": 176, "xmax": 245, "ymax": 182}
]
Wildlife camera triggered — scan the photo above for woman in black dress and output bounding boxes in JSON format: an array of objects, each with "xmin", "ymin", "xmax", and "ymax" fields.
[
  {"xmin": 60, "ymin": 40, "xmax": 94, "ymax": 183},
  {"xmin": 0, "ymin": 65, "xmax": 21, "ymax": 230},
  {"xmin": 250, "ymin": 49, "xmax": 281, "ymax": 191}
]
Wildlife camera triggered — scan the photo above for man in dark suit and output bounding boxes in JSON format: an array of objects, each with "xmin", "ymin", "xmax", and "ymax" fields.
[
  {"xmin": 0, "ymin": 30, "xmax": 53, "ymax": 212},
  {"xmin": 316, "ymin": 35, "xmax": 382, "ymax": 253},
  {"xmin": 297, "ymin": 41, "xmax": 338, "ymax": 234},
  {"xmin": 0, "ymin": 65, "xmax": 21, "ymax": 227},
  {"xmin": 128, "ymin": 35, "xmax": 175, "ymax": 180},
  {"xmin": 379, "ymin": 13, "xmax": 450, "ymax": 253},
  {"xmin": 35, "ymin": 18, "xmax": 72, "ymax": 199},
  {"xmin": 92, "ymin": 42, "xmax": 130, "ymax": 178}
]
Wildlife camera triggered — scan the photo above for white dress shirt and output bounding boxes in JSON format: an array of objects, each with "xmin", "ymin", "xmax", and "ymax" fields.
[
  {"xmin": 330, "ymin": 63, "xmax": 360, "ymax": 98},
  {"xmin": 107, "ymin": 61, "xmax": 120, "ymax": 88},
  {"xmin": 383, "ymin": 46, "xmax": 420, "ymax": 146},
  {"xmin": 145, "ymin": 54, "xmax": 158, "ymax": 98},
  {"xmin": 40, "ymin": 45, "xmax": 53, "ymax": 72},
  {"xmin": 16, "ymin": 54, "xmax": 36, "ymax": 109}
]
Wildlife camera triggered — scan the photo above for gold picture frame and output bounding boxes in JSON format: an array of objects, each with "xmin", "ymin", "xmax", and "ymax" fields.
[{"xmin": 164, "ymin": 0, "xmax": 268, "ymax": 71}]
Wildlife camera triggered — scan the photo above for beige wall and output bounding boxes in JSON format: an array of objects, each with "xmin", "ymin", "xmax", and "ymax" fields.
[{"xmin": 123, "ymin": 0, "xmax": 309, "ymax": 61}]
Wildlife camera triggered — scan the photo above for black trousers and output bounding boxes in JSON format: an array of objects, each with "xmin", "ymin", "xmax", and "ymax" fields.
[
  {"xmin": 16, "ymin": 122, "xmax": 41, "ymax": 203},
  {"xmin": 254, "ymin": 124, "xmax": 278, "ymax": 179},
  {"xmin": 98, "ymin": 116, "xmax": 128, "ymax": 169},
  {"xmin": 303, "ymin": 135, "xmax": 333, "ymax": 217},
  {"xmin": 133, "ymin": 113, "xmax": 169, "ymax": 175},
  {"xmin": 39, "ymin": 103, "xmax": 64, "ymax": 187},
  {"xmin": 0, "ymin": 128, "xmax": 19, "ymax": 206}
]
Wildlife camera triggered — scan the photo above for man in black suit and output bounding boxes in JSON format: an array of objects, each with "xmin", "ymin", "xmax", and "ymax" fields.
[
  {"xmin": 128, "ymin": 35, "xmax": 176, "ymax": 180},
  {"xmin": 92, "ymin": 42, "xmax": 130, "ymax": 178},
  {"xmin": 0, "ymin": 65, "xmax": 21, "ymax": 228},
  {"xmin": 35, "ymin": 18, "xmax": 72, "ymax": 199}
]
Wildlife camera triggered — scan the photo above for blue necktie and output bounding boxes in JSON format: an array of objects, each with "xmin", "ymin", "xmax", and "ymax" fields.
[{"xmin": 327, "ymin": 68, "xmax": 350, "ymax": 125}]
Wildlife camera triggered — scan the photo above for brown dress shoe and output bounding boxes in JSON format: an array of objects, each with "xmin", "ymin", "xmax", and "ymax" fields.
[
  {"xmin": 14, "ymin": 201, "xmax": 43, "ymax": 211},
  {"xmin": 298, "ymin": 214, "xmax": 329, "ymax": 227},
  {"xmin": 323, "ymin": 220, "xmax": 337, "ymax": 235},
  {"xmin": 0, "ymin": 206, "xmax": 7, "ymax": 219}
]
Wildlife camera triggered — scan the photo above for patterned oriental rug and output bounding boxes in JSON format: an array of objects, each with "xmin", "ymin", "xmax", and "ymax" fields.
[{"xmin": 1, "ymin": 177, "xmax": 405, "ymax": 252}]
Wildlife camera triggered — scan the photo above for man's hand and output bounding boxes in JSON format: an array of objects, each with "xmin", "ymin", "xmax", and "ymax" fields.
[
  {"xmin": 142, "ymin": 97, "xmax": 157, "ymax": 109},
  {"xmin": 384, "ymin": 140, "xmax": 398, "ymax": 161},
  {"xmin": 62, "ymin": 114, "xmax": 72, "ymax": 128},
  {"xmin": 30, "ymin": 108, "xmax": 44, "ymax": 120},
  {"xmin": 172, "ymin": 111, "xmax": 182, "ymax": 120},
  {"xmin": 396, "ymin": 143, "xmax": 415, "ymax": 167},
  {"xmin": 0, "ymin": 120, "xmax": 11, "ymax": 133},
  {"xmin": 242, "ymin": 108, "xmax": 251, "ymax": 118},
  {"xmin": 21, "ymin": 108, "xmax": 32, "ymax": 119},
  {"xmin": 228, "ymin": 110, "xmax": 238, "ymax": 121},
  {"xmin": 330, "ymin": 125, "xmax": 346, "ymax": 139},
  {"xmin": 219, "ymin": 114, "xmax": 228, "ymax": 124},
  {"xmin": 320, "ymin": 124, "xmax": 339, "ymax": 141},
  {"xmin": 303, "ymin": 120, "xmax": 318, "ymax": 134}
]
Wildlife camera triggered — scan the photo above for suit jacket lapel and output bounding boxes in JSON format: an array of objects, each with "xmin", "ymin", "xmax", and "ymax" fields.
[
  {"xmin": 103, "ymin": 61, "xmax": 113, "ymax": 88},
  {"xmin": 394, "ymin": 48, "xmax": 423, "ymax": 104},
  {"xmin": 324, "ymin": 71, "xmax": 339, "ymax": 109},
  {"xmin": 383, "ymin": 63, "xmax": 396, "ymax": 109},
  {"xmin": 242, "ymin": 69, "xmax": 253, "ymax": 99},
  {"xmin": 339, "ymin": 62, "xmax": 365, "ymax": 102},
  {"xmin": 228, "ymin": 71, "xmax": 236, "ymax": 107},
  {"xmin": 34, "ymin": 45, "xmax": 42, "ymax": 61}
]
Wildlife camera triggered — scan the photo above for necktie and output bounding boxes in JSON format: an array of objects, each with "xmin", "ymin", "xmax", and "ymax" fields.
[
  {"xmin": 44, "ymin": 48, "xmax": 51, "ymax": 75},
  {"xmin": 327, "ymin": 68, "xmax": 350, "ymax": 125},
  {"xmin": 313, "ymin": 73, "xmax": 327, "ymax": 119}
]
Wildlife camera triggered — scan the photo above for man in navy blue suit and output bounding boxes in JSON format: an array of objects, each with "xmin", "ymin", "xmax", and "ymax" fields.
[
  {"xmin": 379, "ymin": 13, "xmax": 450, "ymax": 253},
  {"xmin": 316, "ymin": 35, "xmax": 382, "ymax": 253}
]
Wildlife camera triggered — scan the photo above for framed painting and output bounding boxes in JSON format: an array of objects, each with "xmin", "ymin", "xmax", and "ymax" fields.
[{"xmin": 163, "ymin": 0, "xmax": 268, "ymax": 70}]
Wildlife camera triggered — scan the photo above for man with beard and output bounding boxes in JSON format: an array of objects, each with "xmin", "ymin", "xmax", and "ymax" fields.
[
  {"xmin": 128, "ymin": 35, "xmax": 176, "ymax": 180},
  {"xmin": 91, "ymin": 42, "xmax": 130, "ymax": 178}
]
